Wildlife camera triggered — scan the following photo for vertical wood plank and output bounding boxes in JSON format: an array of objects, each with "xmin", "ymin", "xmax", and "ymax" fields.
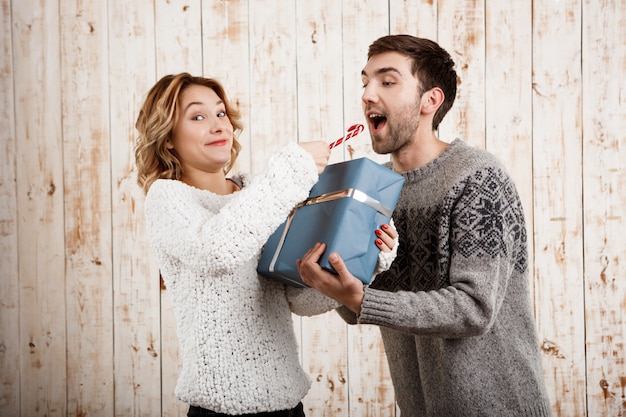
[
  {"xmin": 12, "ymin": 1, "xmax": 67, "ymax": 416},
  {"xmin": 437, "ymin": 0, "xmax": 486, "ymax": 149},
  {"xmin": 389, "ymin": 0, "xmax": 438, "ymax": 39},
  {"xmin": 295, "ymin": 2, "xmax": 349, "ymax": 415},
  {"xmin": 247, "ymin": 0, "xmax": 298, "ymax": 173},
  {"xmin": 0, "ymin": 0, "xmax": 19, "ymax": 415},
  {"xmin": 582, "ymin": 0, "xmax": 626, "ymax": 416},
  {"xmin": 295, "ymin": 0, "xmax": 345, "ymax": 150},
  {"xmin": 532, "ymin": 0, "xmax": 586, "ymax": 415},
  {"xmin": 155, "ymin": 0, "xmax": 203, "ymax": 78},
  {"xmin": 154, "ymin": 1, "xmax": 203, "ymax": 415},
  {"xmin": 341, "ymin": 2, "xmax": 396, "ymax": 415},
  {"xmin": 59, "ymin": 1, "xmax": 114, "ymax": 416},
  {"xmin": 108, "ymin": 0, "xmax": 162, "ymax": 415}
]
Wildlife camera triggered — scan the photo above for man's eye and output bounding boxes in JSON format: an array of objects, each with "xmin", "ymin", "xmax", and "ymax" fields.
[
  {"xmin": 382, "ymin": 81, "xmax": 394, "ymax": 86},
  {"xmin": 192, "ymin": 115, "xmax": 205, "ymax": 121}
]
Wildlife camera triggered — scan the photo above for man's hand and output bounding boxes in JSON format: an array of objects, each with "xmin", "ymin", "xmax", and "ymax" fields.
[{"xmin": 297, "ymin": 243, "xmax": 365, "ymax": 314}]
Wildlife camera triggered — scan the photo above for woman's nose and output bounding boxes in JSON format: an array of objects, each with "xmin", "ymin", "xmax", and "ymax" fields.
[{"xmin": 210, "ymin": 117, "xmax": 227, "ymax": 133}]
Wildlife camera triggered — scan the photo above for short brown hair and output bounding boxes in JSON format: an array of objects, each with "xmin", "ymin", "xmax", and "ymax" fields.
[{"xmin": 368, "ymin": 35, "xmax": 457, "ymax": 130}]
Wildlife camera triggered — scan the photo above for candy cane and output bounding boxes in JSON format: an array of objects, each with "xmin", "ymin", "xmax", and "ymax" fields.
[{"xmin": 328, "ymin": 123, "xmax": 365, "ymax": 149}]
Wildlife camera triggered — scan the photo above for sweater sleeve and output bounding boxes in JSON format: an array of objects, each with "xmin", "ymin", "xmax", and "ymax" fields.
[
  {"xmin": 358, "ymin": 166, "xmax": 527, "ymax": 338},
  {"xmin": 285, "ymin": 287, "xmax": 341, "ymax": 316},
  {"xmin": 145, "ymin": 143, "xmax": 318, "ymax": 277}
]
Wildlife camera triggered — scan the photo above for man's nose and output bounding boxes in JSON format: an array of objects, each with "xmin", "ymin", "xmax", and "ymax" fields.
[{"xmin": 362, "ymin": 85, "xmax": 377, "ymax": 104}]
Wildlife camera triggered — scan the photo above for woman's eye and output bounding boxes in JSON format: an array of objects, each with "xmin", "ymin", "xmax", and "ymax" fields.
[
  {"xmin": 192, "ymin": 115, "xmax": 205, "ymax": 121},
  {"xmin": 217, "ymin": 111, "xmax": 226, "ymax": 118}
]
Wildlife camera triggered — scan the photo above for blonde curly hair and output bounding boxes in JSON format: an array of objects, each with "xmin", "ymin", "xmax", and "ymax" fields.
[{"xmin": 134, "ymin": 73, "xmax": 243, "ymax": 194}]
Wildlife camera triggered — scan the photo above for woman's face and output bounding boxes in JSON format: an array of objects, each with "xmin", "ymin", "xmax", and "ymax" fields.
[{"xmin": 168, "ymin": 84, "xmax": 234, "ymax": 175}]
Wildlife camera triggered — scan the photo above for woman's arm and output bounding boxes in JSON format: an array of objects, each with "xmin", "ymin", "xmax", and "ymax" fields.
[{"xmin": 146, "ymin": 143, "xmax": 319, "ymax": 276}]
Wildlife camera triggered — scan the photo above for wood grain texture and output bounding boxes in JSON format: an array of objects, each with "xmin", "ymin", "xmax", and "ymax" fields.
[
  {"xmin": 108, "ymin": 0, "xmax": 162, "ymax": 415},
  {"xmin": 532, "ymin": 0, "xmax": 587, "ymax": 415},
  {"xmin": 1, "ymin": 1, "xmax": 625, "ymax": 416},
  {"xmin": 389, "ymin": 0, "xmax": 438, "ymax": 40},
  {"xmin": 247, "ymin": 1, "xmax": 298, "ymax": 174},
  {"xmin": 0, "ymin": 0, "xmax": 19, "ymax": 414},
  {"xmin": 60, "ymin": 1, "xmax": 115, "ymax": 416},
  {"xmin": 12, "ymin": 1, "xmax": 67, "ymax": 416},
  {"xmin": 581, "ymin": 0, "xmax": 626, "ymax": 416},
  {"xmin": 437, "ymin": 0, "xmax": 486, "ymax": 149},
  {"xmin": 155, "ymin": 0, "xmax": 203, "ymax": 79}
]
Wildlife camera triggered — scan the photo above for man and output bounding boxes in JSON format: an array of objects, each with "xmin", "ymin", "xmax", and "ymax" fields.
[{"xmin": 297, "ymin": 35, "xmax": 552, "ymax": 417}]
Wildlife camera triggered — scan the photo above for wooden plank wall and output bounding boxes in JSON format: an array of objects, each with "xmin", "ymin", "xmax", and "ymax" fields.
[{"xmin": 0, "ymin": 1, "xmax": 624, "ymax": 416}]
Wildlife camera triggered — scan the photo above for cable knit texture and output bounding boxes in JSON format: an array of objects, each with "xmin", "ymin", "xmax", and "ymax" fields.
[
  {"xmin": 145, "ymin": 143, "xmax": 340, "ymax": 414},
  {"xmin": 338, "ymin": 139, "xmax": 552, "ymax": 417}
]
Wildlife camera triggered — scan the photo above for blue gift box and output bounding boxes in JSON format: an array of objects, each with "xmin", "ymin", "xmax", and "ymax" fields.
[{"xmin": 257, "ymin": 157, "xmax": 405, "ymax": 288}]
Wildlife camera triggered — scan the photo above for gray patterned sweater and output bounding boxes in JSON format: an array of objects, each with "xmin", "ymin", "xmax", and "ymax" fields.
[{"xmin": 339, "ymin": 139, "xmax": 552, "ymax": 417}]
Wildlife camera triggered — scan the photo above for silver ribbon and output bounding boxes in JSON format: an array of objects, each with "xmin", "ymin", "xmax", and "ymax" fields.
[{"xmin": 268, "ymin": 188, "xmax": 392, "ymax": 273}]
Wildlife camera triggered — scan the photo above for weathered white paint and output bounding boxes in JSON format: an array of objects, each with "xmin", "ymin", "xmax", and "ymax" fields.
[
  {"xmin": 60, "ymin": 1, "xmax": 115, "ymax": 416},
  {"xmin": 108, "ymin": 1, "xmax": 162, "ymax": 416},
  {"xmin": 12, "ymin": 1, "xmax": 67, "ymax": 416},
  {"xmin": 581, "ymin": 0, "xmax": 626, "ymax": 416},
  {"xmin": 0, "ymin": 0, "xmax": 19, "ymax": 413},
  {"xmin": 0, "ymin": 1, "xmax": 624, "ymax": 416},
  {"xmin": 532, "ymin": 1, "xmax": 588, "ymax": 416}
]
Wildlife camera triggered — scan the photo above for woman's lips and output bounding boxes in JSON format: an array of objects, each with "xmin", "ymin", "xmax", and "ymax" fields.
[{"xmin": 206, "ymin": 139, "xmax": 228, "ymax": 146}]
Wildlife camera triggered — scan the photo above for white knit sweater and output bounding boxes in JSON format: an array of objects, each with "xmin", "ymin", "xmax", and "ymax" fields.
[{"xmin": 145, "ymin": 143, "xmax": 391, "ymax": 414}]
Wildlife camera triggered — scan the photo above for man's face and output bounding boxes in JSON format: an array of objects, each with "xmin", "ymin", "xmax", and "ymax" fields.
[{"xmin": 361, "ymin": 51, "xmax": 423, "ymax": 154}]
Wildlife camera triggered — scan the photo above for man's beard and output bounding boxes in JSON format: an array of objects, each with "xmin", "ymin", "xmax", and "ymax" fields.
[{"xmin": 371, "ymin": 101, "xmax": 421, "ymax": 155}]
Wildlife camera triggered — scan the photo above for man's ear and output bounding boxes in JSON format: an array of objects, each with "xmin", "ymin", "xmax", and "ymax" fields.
[{"xmin": 420, "ymin": 87, "xmax": 445, "ymax": 115}]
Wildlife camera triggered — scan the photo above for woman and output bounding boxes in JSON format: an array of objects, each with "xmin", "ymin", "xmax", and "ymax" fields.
[{"xmin": 134, "ymin": 73, "xmax": 397, "ymax": 416}]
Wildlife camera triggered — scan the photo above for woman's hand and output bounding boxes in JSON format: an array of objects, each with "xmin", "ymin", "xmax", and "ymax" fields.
[
  {"xmin": 299, "ymin": 141, "xmax": 331, "ymax": 174},
  {"xmin": 375, "ymin": 223, "xmax": 397, "ymax": 253}
]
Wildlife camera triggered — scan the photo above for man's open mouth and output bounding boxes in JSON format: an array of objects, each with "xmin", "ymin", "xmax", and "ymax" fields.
[{"xmin": 369, "ymin": 113, "xmax": 387, "ymax": 133}]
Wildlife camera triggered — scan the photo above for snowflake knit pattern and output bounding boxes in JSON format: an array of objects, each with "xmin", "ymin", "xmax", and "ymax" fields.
[{"xmin": 340, "ymin": 139, "xmax": 553, "ymax": 417}]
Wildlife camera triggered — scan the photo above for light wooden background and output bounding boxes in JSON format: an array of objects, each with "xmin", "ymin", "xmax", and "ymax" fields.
[{"xmin": 1, "ymin": 1, "xmax": 624, "ymax": 416}]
